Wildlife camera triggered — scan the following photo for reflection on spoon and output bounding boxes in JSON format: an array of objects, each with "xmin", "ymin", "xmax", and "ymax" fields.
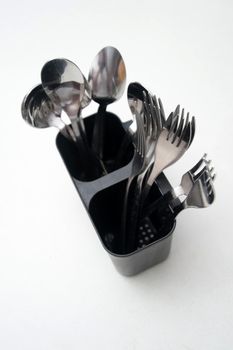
[
  {"xmin": 21, "ymin": 84, "xmax": 75, "ymax": 141},
  {"xmin": 88, "ymin": 46, "xmax": 127, "ymax": 158}
]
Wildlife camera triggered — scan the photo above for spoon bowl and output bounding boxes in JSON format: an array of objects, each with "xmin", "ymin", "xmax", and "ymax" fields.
[
  {"xmin": 41, "ymin": 58, "xmax": 87, "ymax": 139},
  {"xmin": 21, "ymin": 84, "xmax": 75, "ymax": 140},
  {"xmin": 88, "ymin": 46, "xmax": 126, "ymax": 105},
  {"xmin": 127, "ymin": 82, "xmax": 149, "ymax": 116},
  {"xmin": 88, "ymin": 46, "xmax": 127, "ymax": 157},
  {"xmin": 41, "ymin": 59, "xmax": 84, "ymax": 111},
  {"xmin": 81, "ymin": 76, "xmax": 91, "ymax": 109}
]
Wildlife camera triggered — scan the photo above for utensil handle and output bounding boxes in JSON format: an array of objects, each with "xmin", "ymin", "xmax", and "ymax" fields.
[
  {"xmin": 91, "ymin": 105, "xmax": 106, "ymax": 159},
  {"xmin": 78, "ymin": 111, "xmax": 107, "ymax": 175},
  {"xmin": 143, "ymin": 189, "xmax": 184, "ymax": 221},
  {"xmin": 70, "ymin": 118, "xmax": 81, "ymax": 139},
  {"xmin": 141, "ymin": 161, "xmax": 163, "ymax": 205},
  {"xmin": 60, "ymin": 125, "xmax": 74, "ymax": 141},
  {"xmin": 70, "ymin": 115, "xmax": 107, "ymax": 177}
]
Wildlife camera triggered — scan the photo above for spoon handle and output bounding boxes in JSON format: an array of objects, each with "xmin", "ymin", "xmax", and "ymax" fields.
[
  {"xmin": 91, "ymin": 105, "xmax": 106, "ymax": 159},
  {"xmin": 75, "ymin": 114, "xmax": 108, "ymax": 177},
  {"xmin": 60, "ymin": 125, "xmax": 76, "ymax": 142},
  {"xmin": 70, "ymin": 117, "xmax": 82, "ymax": 140}
]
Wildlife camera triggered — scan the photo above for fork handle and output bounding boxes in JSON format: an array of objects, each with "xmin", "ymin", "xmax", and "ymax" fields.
[
  {"xmin": 141, "ymin": 165, "xmax": 161, "ymax": 205},
  {"xmin": 143, "ymin": 189, "xmax": 186, "ymax": 220}
]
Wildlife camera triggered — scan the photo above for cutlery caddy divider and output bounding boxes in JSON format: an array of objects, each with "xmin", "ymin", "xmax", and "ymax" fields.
[{"xmin": 56, "ymin": 112, "xmax": 176, "ymax": 276}]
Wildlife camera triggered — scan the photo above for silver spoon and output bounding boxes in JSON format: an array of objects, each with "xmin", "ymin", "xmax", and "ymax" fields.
[
  {"xmin": 21, "ymin": 84, "xmax": 75, "ymax": 141},
  {"xmin": 81, "ymin": 76, "xmax": 92, "ymax": 109},
  {"xmin": 127, "ymin": 82, "xmax": 148, "ymax": 116},
  {"xmin": 22, "ymin": 84, "xmax": 105, "ymax": 178},
  {"xmin": 41, "ymin": 58, "xmax": 86, "ymax": 141},
  {"xmin": 88, "ymin": 46, "xmax": 127, "ymax": 158}
]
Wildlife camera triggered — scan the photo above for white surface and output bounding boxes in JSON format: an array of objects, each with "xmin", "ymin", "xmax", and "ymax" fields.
[{"xmin": 0, "ymin": 0, "xmax": 233, "ymax": 349}]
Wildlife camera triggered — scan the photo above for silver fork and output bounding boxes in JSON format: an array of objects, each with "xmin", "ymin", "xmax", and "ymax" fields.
[
  {"xmin": 144, "ymin": 159, "xmax": 216, "ymax": 219},
  {"xmin": 171, "ymin": 154, "xmax": 213, "ymax": 198},
  {"xmin": 124, "ymin": 91, "xmax": 163, "ymax": 251},
  {"xmin": 121, "ymin": 108, "xmax": 147, "ymax": 252},
  {"xmin": 171, "ymin": 166, "xmax": 216, "ymax": 218},
  {"xmin": 142, "ymin": 107, "xmax": 196, "ymax": 203}
]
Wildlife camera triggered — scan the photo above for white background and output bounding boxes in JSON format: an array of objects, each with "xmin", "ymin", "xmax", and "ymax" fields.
[{"xmin": 0, "ymin": 0, "xmax": 232, "ymax": 349}]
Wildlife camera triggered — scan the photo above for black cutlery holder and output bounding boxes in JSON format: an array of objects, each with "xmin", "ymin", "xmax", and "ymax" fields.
[{"xmin": 56, "ymin": 112, "xmax": 176, "ymax": 276}]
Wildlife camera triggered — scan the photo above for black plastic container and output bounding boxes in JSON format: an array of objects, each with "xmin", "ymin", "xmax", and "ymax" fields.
[{"xmin": 56, "ymin": 112, "xmax": 176, "ymax": 276}]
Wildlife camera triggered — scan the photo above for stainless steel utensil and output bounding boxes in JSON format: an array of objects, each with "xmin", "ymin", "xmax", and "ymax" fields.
[
  {"xmin": 81, "ymin": 76, "xmax": 92, "ymax": 109},
  {"xmin": 121, "ymin": 83, "xmax": 167, "ymax": 251},
  {"xmin": 149, "ymin": 154, "xmax": 210, "ymax": 207},
  {"xmin": 171, "ymin": 154, "xmax": 213, "ymax": 198},
  {"xmin": 88, "ymin": 46, "xmax": 126, "ymax": 158},
  {"xmin": 115, "ymin": 82, "xmax": 150, "ymax": 165},
  {"xmin": 41, "ymin": 58, "xmax": 106, "ymax": 176},
  {"xmin": 41, "ymin": 58, "xmax": 86, "ymax": 140},
  {"xmin": 116, "ymin": 81, "xmax": 166, "ymax": 166},
  {"xmin": 182, "ymin": 168, "xmax": 215, "ymax": 209},
  {"xmin": 127, "ymin": 82, "xmax": 166, "ymax": 126},
  {"xmin": 21, "ymin": 84, "xmax": 75, "ymax": 140},
  {"xmin": 144, "ymin": 156, "xmax": 216, "ymax": 219},
  {"xmin": 124, "ymin": 86, "xmax": 166, "ymax": 250},
  {"xmin": 120, "ymin": 108, "xmax": 147, "ymax": 252},
  {"xmin": 89, "ymin": 46, "xmax": 126, "ymax": 106},
  {"xmin": 142, "ymin": 107, "xmax": 196, "ymax": 202}
]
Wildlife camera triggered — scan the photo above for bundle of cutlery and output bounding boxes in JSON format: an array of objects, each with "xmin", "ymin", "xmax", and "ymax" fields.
[{"xmin": 21, "ymin": 46, "xmax": 216, "ymax": 275}]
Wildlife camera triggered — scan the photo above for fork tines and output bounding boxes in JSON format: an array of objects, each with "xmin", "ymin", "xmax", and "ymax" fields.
[
  {"xmin": 135, "ymin": 110, "xmax": 146, "ymax": 157},
  {"xmin": 193, "ymin": 154, "xmax": 216, "ymax": 182},
  {"xmin": 166, "ymin": 105, "xmax": 196, "ymax": 149},
  {"xmin": 143, "ymin": 90, "xmax": 164, "ymax": 135},
  {"xmin": 203, "ymin": 170, "xmax": 215, "ymax": 196}
]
